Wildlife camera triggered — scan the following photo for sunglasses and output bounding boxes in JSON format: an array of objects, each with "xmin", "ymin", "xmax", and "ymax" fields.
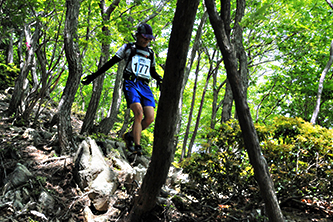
[{"xmin": 141, "ymin": 35, "xmax": 152, "ymax": 41}]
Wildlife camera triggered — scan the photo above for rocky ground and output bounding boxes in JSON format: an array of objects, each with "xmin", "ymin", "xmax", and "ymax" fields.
[{"xmin": 0, "ymin": 90, "xmax": 332, "ymax": 222}]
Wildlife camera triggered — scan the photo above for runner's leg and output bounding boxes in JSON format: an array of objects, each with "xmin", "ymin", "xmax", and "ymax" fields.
[
  {"xmin": 142, "ymin": 106, "xmax": 154, "ymax": 130},
  {"xmin": 130, "ymin": 103, "xmax": 144, "ymax": 146},
  {"xmin": 130, "ymin": 104, "xmax": 154, "ymax": 145}
]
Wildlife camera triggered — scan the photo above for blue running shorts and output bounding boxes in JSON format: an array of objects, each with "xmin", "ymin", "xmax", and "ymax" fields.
[{"xmin": 123, "ymin": 79, "xmax": 156, "ymax": 108}]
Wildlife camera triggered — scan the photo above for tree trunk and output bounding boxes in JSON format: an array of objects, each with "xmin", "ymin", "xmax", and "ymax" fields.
[
  {"xmin": 181, "ymin": 52, "xmax": 201, "ymax": 160},
  {"xmin": 7, "ymin": 30, "xmax": 14, "ymax": 64},
  {"xmin": 208, "ymin": 59, "xmax": 224, "ymax": 153},
  {"xmin": 176, "ymin": 12, "xmax": 207, "ymax": 161},
  {"xmin": 81, "ymin": 0, "xmax": 120, "ymax": 134},
  {"xmin": 187, "ymin": 53, "xmax": 215, "ymax": 157},
  {"xmin": 7, "ymin": 23, "xmax": 39, "ymax": 118},
  {"xmin": 125, "ymin": 0, "xmax": 200, "ymax": 220},
  {"xmin": 205, "ymin": 0, "xmax": 284, "ymax": 221},
  {"xmin": 22, "ymin": 26, "xmax": 50, "ymax": 125},
  {"xmin": 210, "ymin": 52, "xmax": 222, "ymax": 129},
  {"xmin": 310, "ymin": 39, "xmax": 333, "ymax": 125},
  {"xmin": 81, "ymin": 73, "xmax": 105, "ymax": 134},
  {"xmin": 221, "ymin": 79, "xmax": 233, "ymax": 122},
  {"xmin": 58, "ymin": 0, "xmax": 82, "ymax": 154},
  {"xmin": 97, "ymin": 60, "xmax": 124, "ymax": 134},
  {"xmin": 117, "ymin": 108, "xmax": 131, "ymax": 138}
]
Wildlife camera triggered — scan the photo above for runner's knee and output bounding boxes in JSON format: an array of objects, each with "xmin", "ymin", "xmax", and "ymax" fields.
[
  {"xmin": 146, "ymin": 115, "xmax": 154, "ymax": 125},
  {"xmin": 130, "ymin": 103, "xmax": 144, "ymax": 120},
  {"xmin": 134, "ymin": 110, "xmax": 144, "ymax": 121}
]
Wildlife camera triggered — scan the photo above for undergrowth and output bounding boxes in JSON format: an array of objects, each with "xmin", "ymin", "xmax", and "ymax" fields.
[{"xmin": 180, "ymin": 116, "xmax": 333, "ymax": 212}]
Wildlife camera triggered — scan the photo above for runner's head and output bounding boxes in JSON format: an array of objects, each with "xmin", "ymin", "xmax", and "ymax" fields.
[{"xmin": 136, "ymin": 23, "xmax": 155, "ymax": 40}]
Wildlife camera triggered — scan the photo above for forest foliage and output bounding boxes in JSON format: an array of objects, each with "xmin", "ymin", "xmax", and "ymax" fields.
[
  {"xmin": 1, "ymin": 0, "xmax": 333, "ymax": 211},
  {"xmin": 180, "ymin": 117, "xmax": 333, "ymax": 208}
]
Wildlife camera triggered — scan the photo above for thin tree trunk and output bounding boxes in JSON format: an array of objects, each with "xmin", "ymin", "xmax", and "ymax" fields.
[
  {"xmin": 310, "ymin": 0, "xmax": 333, "ymax": 125},
  {"xmin": 17, "ymin": 30, "xmax": 24, "ymax": 70},
  {"xmin": 221, "ymin": 80, "xmax": 233, "ymax": 122},
  {"xmin": 175, "ymin": 12, "xmax": 208, "ymax": 159},
  {"xmin": 80, "ymin": 0, "xmax": 120, "ymax": 134},
  {"xmin": 310, "ymin": 39, "xmax": 333, "ymax": 124},
  {"xmin": 81, "ymin": 73, "xmax": 105, "ymax": 134},
  {"xmin": 125, "ymin": 0, "xmax": 200, "ymax": 220},
  {"xmin": 208, "ymin": 56, "xmax": 224, "ymax": 153},
  {"xmin": 7, "ymin": 30, "xmax": 14, "ymax": 64},
  {"xmin": 181, "ymin": 52, "xmax": 201, "ymax": 160},
  {"xmin": 117, "ymin": 108, "xmax": 131, "ymax": 138},
  {"xmin": 210, "ymin": 52, "xmax": 221, "ymax": 129},
  {"xmin": 58, "ymin": 0, "xmax": 82, "ymax": 154},
  {"xmin": 22, "ymin": 24, "xmax": 51, "ymax": 125},
  {"xmin": 220, "ymin": 0, "xmax": 233, "ymax": 123},
  {"xmin": 205, "ymin": 0, "xmax": 284, "ymax": 221},
  {"xmin": 187, "ymin": 53, "xmax": 215, "ymax": 157},
  {"xmin": 325, "ymin": 0, "xmax": 333, "ymax": 9},
  {"xmin": 97, "ymin": 60, "xmax": 124, "ymax": 134},
  {"xmin": 7, "ymin": 23, "xmax": 39, "ymax": 118}
]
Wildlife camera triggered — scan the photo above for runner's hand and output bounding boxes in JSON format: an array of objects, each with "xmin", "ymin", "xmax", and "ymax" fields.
[
  {"xmin": 156, "ymin": 76, "xmax": 163, "ymax": 90},
  {"xmin": 81, "ymin": 75, "xmax": 95, "ymax": 85}
]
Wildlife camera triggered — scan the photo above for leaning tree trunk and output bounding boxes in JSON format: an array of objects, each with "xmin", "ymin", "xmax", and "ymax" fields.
[
  {"xmin": 187, "ymin": 52, "xmax": 217, "ymax": 157},
  {"xmin": 125, "ymin": 0, "xmax": 200, "ymax": 221},
  {"xmin": 181, "ymin": 52, "xmax": 200, "ymax": 160},
  {"xmin": 205, "ymin": 0, "xmax": 284, "ymax": 221},
  {"xmin": 97, "ymin": 60, "xmax": 124, "ymax": 134},
  {"xmin": 311, "ymin": 1, "xmax": 333, "ymax": 125},
  {"xmin": 7, "ymin": 23, "xmax": 39, "ymax": 118},
  {"xmin": 210, "ymin": 52, "xmax": 223, "ymax": 130},
  {"xmin": 58, "ymin": 0, "xmax": 82, "ymax": 154},
  {"xmin": 7, "ymin": 30, "xmax": 14, "ymax": 64},
  {"xmin": 80, "ymin": 73, "xmax": 105, "ymax": 134},
  {"xmin": 221, "ymin": 80, "xmax": 233, "ymax": 122},
  {"xmin": 80, "ymin": 0, "xmax": 120, "ymax": 135},
  {"xmin": 177, "ymin": 12, "xmax": 207, "ymax": 162},
  {"xmin": 310, "ymin": 40, "xmax": 333, "ymax": 124}
]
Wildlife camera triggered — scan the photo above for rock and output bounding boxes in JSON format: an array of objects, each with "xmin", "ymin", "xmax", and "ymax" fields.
[
  {"xmin": 22, "ymin": 128, "xmax": 37, "ymax": 141},
  {"xmin": 89, "ymin": 167, "xmax": 118, "ymax": 211},
  {"xmin": 123, "ymin": 164, "xmax": 147, "ymax": 194},
  {"xmin": 39, "ymin": 130, "xmax": 53, "ymax": 140},
  {"xmin": 83, "ymin": 205, "xmax": 113, "ymax": 222},
  {"xmin": 133, "ymin": 164, "xmax": 147, "ymax": 184},
  {"xmin": 74, "ymin": 138, "xmax": 119, "ymax": 212},
  {"xmin": 166, "ymin": 166, "xmax": 189, "ymax": 188},
  {"xmin": 21, "ymin": 187, "xmax": 30, "ymax": 203},
  {"xmin": 133, "ymin": 155, "xmax": 150, "ymax": 168},
  {"xmin": 112, "ymin": 155, "xmax": 134, "ymax": 187},
  {"xmin": 3, "ymin": 163, "xmax": 33, "ymax": 194},
  {"xmin": 38, "ymin": 191, "xmax": 55, "ymax": 214},
  {"xmin": 83, "ymin": 206, "xmax": 94, "ymax": 222},
  {"xmin": 30, "ymin": 210, "xmax": 48, "ymax": 221},
  {"xmin": 13, "ymin": 190, "xmax": 24, "ymax": 210},
  {"xmin": 104, "ymin": 140, "xmax": 126, "ymax": 158}
]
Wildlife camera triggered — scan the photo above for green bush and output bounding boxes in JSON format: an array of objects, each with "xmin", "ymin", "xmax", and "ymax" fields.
[
  {"xmin": 261, "ymin": 117, "xmax": 333, "ymax": 199},
  {"xmin": 180, "ymin": 117, "xmax": 333, "ymax": 207},
  {"xmin": 0, "ymin": 63, "xmax": 19, "ymax": 90},
  {"xmin": 180, "ymin": 151, "xmax": 257, "ymax": 207}
]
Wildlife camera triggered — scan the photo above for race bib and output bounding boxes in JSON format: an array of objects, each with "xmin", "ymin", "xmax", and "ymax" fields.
[{"xmin": 131, "ymin": 54, "xmax": 151, "ymax": 79}]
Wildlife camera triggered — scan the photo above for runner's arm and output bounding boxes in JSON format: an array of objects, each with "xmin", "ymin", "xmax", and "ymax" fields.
[
  {"xmin": 150, "ymin": 66, "xmax": 162, "ymax": 81},
  {"xmin": 91, "ymin": 55, "xmax": 122, "ymax": 78},
  {"xmin": 82, "ymin": 55, "xmax": 122, "ymax": 85},
  {"xmin": 150, "ymin": 66, "xmax": 163, "ymax": 89}
]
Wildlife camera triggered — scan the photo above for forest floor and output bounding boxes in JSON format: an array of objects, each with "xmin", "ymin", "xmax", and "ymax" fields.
[{"xmin": 0, "ymin": 91, "xmax": 333, "ymax": 221}]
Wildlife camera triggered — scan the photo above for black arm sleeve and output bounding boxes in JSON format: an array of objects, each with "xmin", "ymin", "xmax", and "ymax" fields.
[
  {"xmin": 150, "ymin": 66, "xmax": 162, "ymax": 81},
  {"xmin": 91, "ymin": 55, "xmax": 122, "ymax": 79}
]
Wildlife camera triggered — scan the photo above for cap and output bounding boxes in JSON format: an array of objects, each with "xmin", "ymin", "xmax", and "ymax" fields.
[{"xmin": 137, "ymin": 23, "xmax": 155, "ymax": 40}]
